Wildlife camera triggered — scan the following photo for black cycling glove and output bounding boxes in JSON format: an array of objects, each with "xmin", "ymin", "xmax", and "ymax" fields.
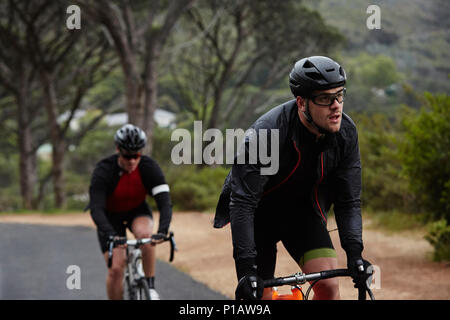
[
  {"xmin": 234, "ymin": 261, "xmax": 264, "ymax": 300},
  {"xmin": 347, "ymin": 257, "xmax": 373, "ymax": 289},
  {"xmin": 235, "ymin": 273, "xmax": 264, "ymax": 300},
  {"xmin": 151, "ymin": 233, "xmax": 167, "ymax": 241}
]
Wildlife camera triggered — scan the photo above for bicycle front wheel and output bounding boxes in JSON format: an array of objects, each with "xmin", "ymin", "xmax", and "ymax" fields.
[
  {"xmin": 135, "ymin": 278, "xmax": 150, "ymax": 300},
  {"xmin": 123, "ymin": 275, "xmax": 134, "ymax": 300}
]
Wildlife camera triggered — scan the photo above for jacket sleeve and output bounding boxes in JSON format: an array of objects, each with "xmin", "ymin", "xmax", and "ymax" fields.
[
  {"xmin": 89, "ymin": 164, "xmax": 116, "ymax": 236},
  {"xmin": 229, "ymin": 125, "xmax": 272, "ymax": 273},
  {"xmin": 332, "ymin": 130, "xmax": 364, "ymax": 259},
  {"xmin": 141, "ymin": 158, "xmax": 172, "ymax": 235}
]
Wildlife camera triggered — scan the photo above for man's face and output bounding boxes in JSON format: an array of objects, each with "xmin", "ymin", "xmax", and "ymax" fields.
[
  {"xmin": 117, "ymin": 148, "xmax": 141, "ymax": 173},
  {"xmin": 299, "ymin": 86, "xmax": 345, "ymax": 133}
]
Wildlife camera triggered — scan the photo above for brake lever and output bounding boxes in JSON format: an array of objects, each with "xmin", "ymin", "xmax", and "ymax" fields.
[
  {"xmin": 168, "ymin": 232, "xmax": 177, "ymax": 262},
  {"xmin": 107, "ymin": 239, "xmax": 114, "ymax": 268}
]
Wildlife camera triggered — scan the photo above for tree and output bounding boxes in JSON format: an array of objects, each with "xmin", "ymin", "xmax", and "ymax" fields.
[
  {"xmin": 77, "ymin": 0, "xmax": 195, "ymax": 155},
  {"xmin": 166, "ymin": 0, "xmax": 344, "ymax": 130},
  {"xmin": 345, "ymin": 53, "xmax": 401, "ymax": 89},
  {"xmin": 400, "ymin": 93, "xmax": 450, "ymax": 222},
  {"xmin": 0, "ymin": 1, "xmax": 46, "ymax": 209},
  {"xmin": 1, "ymin": 0, "xmax": 117, "ymax": 208}
]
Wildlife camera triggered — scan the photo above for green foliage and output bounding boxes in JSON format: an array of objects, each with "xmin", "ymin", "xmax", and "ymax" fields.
[
  {"xmin": 165, "ymin": 165, "xmax": 229, "ymax": 211},
  {"xmin": 343, "ymin": 53, "xmax": 405, "ymax": 114},
  {"xmin": 64, "ymin": 116, "xmax": 119, "ymax": 211},
  {"xmin": 66, "ymin": 114, "xmax": 118, "ymax": 176},
  {"xmin": 364, "ymin": 209, "xmax": 426, "ymax": 232},
  {"xmin": 64, "ymin": 170, "xmax": 90, "ymax": 211},
  {"xmin": 425, "ymin": 219, "xmax": 450, "ymax": 262},
  {"xmin": 165, "ymin": 0, "xmax": 345, "ymax": 130},
  {"xmin": 304, "ymin": 0, "xmax": 450, "ymax": 95},
  {"xmin": 0, "ymin": 154, "xmax": 21, "ymax": 211},
  {"xmin": 151, "ymin": 126, "xmax": 177, "ymax": 166},
  {"xmin": 0, "ymin": 185, "xmax": 22, "ymax": 212},
  {"xmin": 346, "ymin": 53, "xmax": 401, "ymax": 89},
  {"xmin": 352, "ymin": 112, "xmax": 414, "ymax": 212},
  {"xmin": 84, "ymin": 67, "xmax": 124, "ymax": 111},
  {"xmin": 400, "ymin": 93, "xmax": 450, "ymax": 222},
  {"xmin": 0, "ymin": 153, "xmax": 19, "ymax": 189}
]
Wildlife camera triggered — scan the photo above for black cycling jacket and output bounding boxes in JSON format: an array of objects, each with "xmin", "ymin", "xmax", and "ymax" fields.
[
  {"xmin": 214, "ymin": 99, "xmax": 364, "ymax": 267},
  {"xmin": 88, "ymin": 154, "xmax": 172, "ymax": 236}
]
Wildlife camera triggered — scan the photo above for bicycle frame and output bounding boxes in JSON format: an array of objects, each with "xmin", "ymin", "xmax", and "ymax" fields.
[
  {"xmin": 123, "ymin": 243, "xmax": 148, "ymax": 300},
  {"xmin": 107, "ymin": 232, "xmax": 177, "ymax": 300},
  {"xmin": 269, "ymin": 286, "xmax": 304, "ymax": 300}
]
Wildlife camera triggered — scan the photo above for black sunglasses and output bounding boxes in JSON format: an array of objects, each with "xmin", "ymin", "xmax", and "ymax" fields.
[
  {"xmin": 310, "ymin": 88, "xmax": 346, "ymax": 107},
  {"xmin": 120, "ymin": 151, "xmax": 141, "ymax": 160}
]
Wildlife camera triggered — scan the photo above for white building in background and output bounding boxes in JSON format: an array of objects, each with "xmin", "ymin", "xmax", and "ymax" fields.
[
  {"xmin": 37, "ymin": 109, "xmax": 176, "ymax": 158},
  {"xmin": 104, "ymin": 110, "xmax": 176, "ymax": 128}
]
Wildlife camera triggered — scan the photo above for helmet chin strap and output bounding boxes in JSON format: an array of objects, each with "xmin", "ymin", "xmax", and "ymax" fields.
[{"xmin": 302, "ymin": 98, "xmax": 328, "ymax": 136}]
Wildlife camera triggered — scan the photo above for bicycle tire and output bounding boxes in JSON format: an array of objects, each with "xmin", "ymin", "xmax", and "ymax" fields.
[
  {"xmin": 135, "ymin": 278, "xmax": 150, "ymax": 300},
  {"xmin": 123, "ymin": 274, "xmax": 134, "ymax": 300},
  {"xmin": 132, "ymin": 251, "xmax": 150, "ymax": 300}
]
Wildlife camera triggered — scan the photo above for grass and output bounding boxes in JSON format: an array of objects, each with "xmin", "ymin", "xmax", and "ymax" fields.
[{"xmin": 363, "ymin": 208, "xmax": 429, "ymax": 233}]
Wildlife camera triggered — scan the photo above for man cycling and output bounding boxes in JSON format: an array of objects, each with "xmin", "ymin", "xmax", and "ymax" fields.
[
  {"xmin": 88, "ymin": 124, "xmax": 172, "ymax": 300},
  {"xmin": 214, "ymin": 56, "xmax": 372, "ymax": 300}
]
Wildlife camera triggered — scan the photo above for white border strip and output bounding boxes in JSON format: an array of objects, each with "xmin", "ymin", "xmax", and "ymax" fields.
[{"xmin": 152, "ymin": 184, "xmax": 170, "ymax": 196}]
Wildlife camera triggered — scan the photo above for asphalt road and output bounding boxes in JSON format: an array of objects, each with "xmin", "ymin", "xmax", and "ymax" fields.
[{"xmin": 0, "ymin": 223, "xmax": 227, "ymax": 300}]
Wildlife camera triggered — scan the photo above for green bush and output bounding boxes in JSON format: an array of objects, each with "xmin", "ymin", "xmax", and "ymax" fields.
[
  {"xmin": 0, "ymin": 186, "xmax": 22, "ymax": 212},
  {"xmin": 166, "ymin": 165, "xmax": 229, "ymax": 211},
  {"xmin": 400, "ymin": 93, "xmax": 450, "ymax": 222},
  {"xmin": 352, "ymin": 112, "xmax": 414, "ymax": 212},
  {"xmin": 425, "ymin": 219, "xmax": 450, "ymax": 262}
]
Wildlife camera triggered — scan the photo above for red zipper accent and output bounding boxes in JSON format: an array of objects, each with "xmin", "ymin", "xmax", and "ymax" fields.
[
  {"xmin": 263, "ymin": 141, "xmax": 301, "ymax": 196},
  {"xmin": 315, "ymin": 152, "xmax": 327, "ymax": 224}
]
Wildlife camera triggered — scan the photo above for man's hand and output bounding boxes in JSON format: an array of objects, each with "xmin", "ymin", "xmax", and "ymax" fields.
[
  {"xmin": 151, "ymin": 232, "xmax": 167, "ymax": 245},
  {"xmin": 235, "ymin": 269, "xmax": 264, "ymax": 300},
  {"xmin": 108, "ymin": 235, "xmax": 127, "ymax": 249},
  {"xmin": 347, "ymin": 258, "xmax": 373, "ymax": 289}
]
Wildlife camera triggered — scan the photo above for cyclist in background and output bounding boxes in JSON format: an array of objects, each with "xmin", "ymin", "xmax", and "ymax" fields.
[
  {"xmin": 214, "ymin": 56, "xmax": 372, "ymax": 300},
  {"xmin": 88, "ymin": 124, "xmax": 172, "ymax": 300}
]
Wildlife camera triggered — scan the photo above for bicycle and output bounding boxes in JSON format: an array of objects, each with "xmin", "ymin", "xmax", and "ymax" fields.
[
  {"xmin": 107, "ymin": 232, "xmax": 177, "ymax": 300},
  {"xmin": 262, "ymin": 268, "xmax": 375, "ymax": 300}
]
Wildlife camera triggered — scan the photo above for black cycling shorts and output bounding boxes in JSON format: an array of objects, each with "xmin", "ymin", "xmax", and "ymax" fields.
[
  {"xmin": 253, "ymin": 207, "xmax": 336, "ymax": 280},
  {"xmin": 97, "ymin": 201, "xmax": 153, "ymax": 253}
]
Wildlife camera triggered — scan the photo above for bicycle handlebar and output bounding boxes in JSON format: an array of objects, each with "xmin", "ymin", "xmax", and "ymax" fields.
[
  {"xmin": 263, "ymin": 268, "xmax": 375, "ymax": 300},
  {"xmin": 107, "ymin": 231, "xmax": 177, "ymax": 268},
  {"xmin": 263, "ymin": 268, "xmax": 349, "ymax": 287}
]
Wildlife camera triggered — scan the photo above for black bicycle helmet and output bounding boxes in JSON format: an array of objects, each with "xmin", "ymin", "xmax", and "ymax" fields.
[
  {"xmin": 289, "ymin": 56, "xmax": 346, "ymax": 98},
  {"xmin": 114, "ymin": 124, "xmax": 147, "ymax": 152}
]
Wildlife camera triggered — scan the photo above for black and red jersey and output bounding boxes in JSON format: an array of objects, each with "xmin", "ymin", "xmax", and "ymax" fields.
[
  {"xmin": 105, "ymin": 167, "xmax": 147, "ymax": 213},
  {"xmin": 88, "ymin": 154, "xmax": 172, "ymax": 236}
]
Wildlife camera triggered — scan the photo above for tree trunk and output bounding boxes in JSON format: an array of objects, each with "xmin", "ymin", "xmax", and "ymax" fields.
[
  {"xmin": 121, "ymin": 47, "xmax": 159, "ymax": 156},
  {"xmin": 142, "ymin": 46, "xmax": 161, "ymax": 156},
  {"xmin": 124, "ymin": 71, "xmax": 145, "ymax": 128},
  {"xmin": 41, "ymin": 71, "xmax": 66, "ymax": 209},
  {"xmin": 52, "ymin": 139, "xmax": 66, "ymax": 209},
  {"xmin": 17, "ymin": 94, "xmax": 37, "ymax": 210},
  {"xmin": 16, "ymin": 80, "xmax": 37, "ymax": 210},
  {"xmin": 18, "ymin": 122, "xmax": 37, "ymax": 209}
]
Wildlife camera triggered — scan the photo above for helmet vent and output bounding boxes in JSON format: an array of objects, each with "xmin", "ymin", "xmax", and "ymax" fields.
[
  {"xmin": 305, "ymin": 72, "xmax": 323, "ymax": 80},
  {"xmin": 303, "ymin": 60, "xmax": 314, "ymax": 68},
  {"xmin": 326, "ymin": 68, "xmax": 335, "ymax": 72}
]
